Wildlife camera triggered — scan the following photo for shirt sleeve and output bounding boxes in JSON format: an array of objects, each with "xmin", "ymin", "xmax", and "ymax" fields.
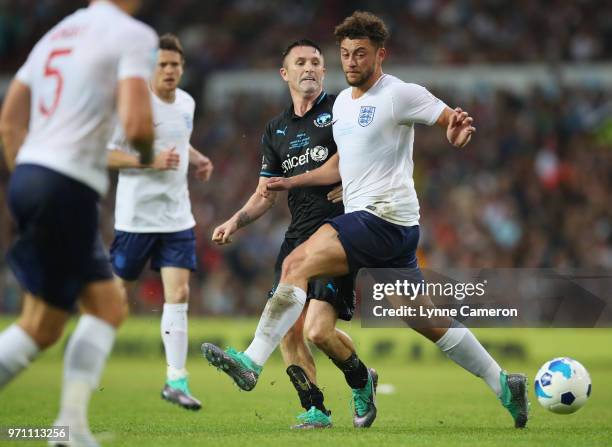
[
  {"xmin": 117, "ymin": 23, "xmax": 158, "ymax": 81},
  {"xmin": 259, "ymin": 125, "xmax": 282, "ymax": 177},
  {"xmin": 15, "ymin": 52, "xmax": 34, "ymax": 86},
  {"xmin": 107, "ymin": 121, "xmax": 128, "ymax": 151},
  {"xmin": 390, "ymin": 82, "xmax": 447, "ymax": 126}
]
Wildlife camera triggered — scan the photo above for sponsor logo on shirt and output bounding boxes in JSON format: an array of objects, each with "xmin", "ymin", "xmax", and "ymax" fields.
[
  {"xmin": 281, "ymin": 146, "xmax": 328, "ymax": 173},
  {"xmin": 314, "ymin": 112, "xmax": 333, "ymax": 127},
  {"xmin": 310, "ymin": 145, "xmax": 328, "ymax": 162},
  {"xmin": 358, "ymin": 106, "xmax": 376, "ymax": 127}
]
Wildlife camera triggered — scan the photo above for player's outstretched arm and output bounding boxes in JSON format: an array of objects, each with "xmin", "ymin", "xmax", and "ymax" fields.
[
  {"xmin": 117, "ymin": 77, "xmax": 154, "ymax": 164},
  {"xmin": 436, "ymin": 106, "xmax": 476, "ymax": 148},
  {"xmin": 0, "ymin": 79, "xmax": 30, "ymax": 171},
  {"xmin": 266, "ymin": 152, "xmax": 340, "ymax": 192},
  {"xmin": 189, "ymin": 146, "xmax": 214, "ymax": 181},
  {"xmin": 212, "ymin": 176, "xmax": 277, "ymax": 245},
  {"xmin": 107, "ymin": 147, "xmax": 180, "ymax": 170}
]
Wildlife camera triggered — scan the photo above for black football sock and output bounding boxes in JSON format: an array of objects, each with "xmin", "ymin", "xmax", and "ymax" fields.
[
  {"xmin": 332, "ymin": 352, "xmax": 369, "ymax": 389},
  {"xmin": 286, "ymin": 365, "xmax": 329, "ymax": 414}
]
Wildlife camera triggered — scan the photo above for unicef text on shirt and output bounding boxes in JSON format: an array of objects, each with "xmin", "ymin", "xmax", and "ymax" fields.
[{"xmin": 281, "ymin": 146, "xmax": 328, "ymax": 173}]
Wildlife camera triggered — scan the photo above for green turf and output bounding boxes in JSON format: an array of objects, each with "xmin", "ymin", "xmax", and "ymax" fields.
[{"xmin": 0, "ymin": 318, "xmax": 611, "ymax": 446}]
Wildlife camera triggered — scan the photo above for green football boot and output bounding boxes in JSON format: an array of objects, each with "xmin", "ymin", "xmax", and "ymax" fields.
[
  {"xmin": 499, "ymin": 370, "xmax": 529, "ymax": 428},
  {"xmin": 201, "ymin": 343, "xmax": 262, "ymax": 391},
  {"xmin": 352, "ymin": 368, "xmax": 378, "ymax": 428},
  {"xmin": 291, "ymin": 406, "xmax": 333, "ymax": 429},
  {"xmin": 161, "ymin": 376, "xmax": 202, "ymax": 411}
]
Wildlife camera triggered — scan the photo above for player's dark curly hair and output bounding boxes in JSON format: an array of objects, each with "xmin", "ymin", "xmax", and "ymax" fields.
[
  {"xmin": 159, "ymin": 33, "xmax": 184, "ymax": 61},
  {"xmin": 334, "ymin": 11, "xmax": 389, "ymax": 48}
]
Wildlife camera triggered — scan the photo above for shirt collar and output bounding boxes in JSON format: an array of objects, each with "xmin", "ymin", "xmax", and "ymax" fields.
[{"xmin": 288, "ymin": 91, "xmax": 327, "ymax": 120}]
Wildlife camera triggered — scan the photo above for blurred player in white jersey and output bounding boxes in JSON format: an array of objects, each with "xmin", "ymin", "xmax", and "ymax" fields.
[
  {"xmin": 0, "ymin": 0, "xmax": 156, "ymax": 445},
  {"xmin": 204, "ymin": 11, "xmax": 529, "ymax": 430},
  {"xmin": 107, "ymin": 33, "xmax": 213, "ymax": 411}
]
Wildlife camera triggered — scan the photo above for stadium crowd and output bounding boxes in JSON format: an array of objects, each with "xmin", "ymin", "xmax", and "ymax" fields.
[
  {"xmin": 2, "ymin": 1, "xmax": 612, "ymax": 74},
  {"xmin": 1, "ymin": 1, "xmax": 611, "ymax": 315}
]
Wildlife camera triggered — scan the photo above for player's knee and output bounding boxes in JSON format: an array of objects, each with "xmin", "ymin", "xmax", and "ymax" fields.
[
  {"xmin": 83, "ymin": 289, "xmax": 128, "ymax": 328},
  {"xmin": 93, "ymin": 302, "xmax": 127, "ymax": 328},
  {"xmin": 166, "ymin": 283, "xmax": 189, "ymax": 304},
  {"xmin": 306, "ymin": 324, "xmax": 332, "ymax": 348},
  {"xmin": 281, "ymin": 252, "xmax": 307, "ymax": 281},
  {"xmin": 21, "ymin": 321, "xmax": 64, "ymax": 350}
]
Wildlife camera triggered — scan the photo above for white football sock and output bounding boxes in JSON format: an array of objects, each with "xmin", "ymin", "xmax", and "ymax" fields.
[
  {"xmin": 161, "ymin": 302, "xmax": 188, "ymax": 376},
  {"xmin": 0, "ymin": 324, "xmax": 40, "ymax": 388},
  {"xmin": 244, "ymin": 284, "xmax": 307, "ymax": 366},
  {"xmin": 435, "ymin": 321, "xmax": 502, "ymax": 397},
  {"xmin": 58, "ymin": 315, "xmax": 115, "ymax": 426}
]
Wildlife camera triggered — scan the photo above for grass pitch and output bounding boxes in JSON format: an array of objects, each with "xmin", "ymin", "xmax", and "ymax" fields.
[{"xmin": 0, "ymin": 318, "xmax": 611, "ymax": 446}]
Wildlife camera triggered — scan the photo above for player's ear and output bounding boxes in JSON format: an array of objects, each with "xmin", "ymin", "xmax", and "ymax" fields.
[
  {"xmin": 378, "ymin": 47, "xmax": 387, "ymax": 63},
  {"xmin": 279, "ymin": 67, "xmax": 289, "ymax": 82}
]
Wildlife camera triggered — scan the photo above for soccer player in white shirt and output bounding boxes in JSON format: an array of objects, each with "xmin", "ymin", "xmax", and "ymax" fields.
[
  {"xmin": 107, "ymin": 33, "xmax": 213, "ymax": 411},
  {"xmin": 0, "ymin": 0, "xmax": 156, "ymax": 445},
  {"xmin": 204, "ymin": 11, "xmax": 529, "ymax": 430}
]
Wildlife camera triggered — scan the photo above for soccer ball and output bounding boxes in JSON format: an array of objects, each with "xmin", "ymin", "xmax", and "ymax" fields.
[{"xmin": 534, "ymin": 357, "xmax": 591, "ymax": 414}]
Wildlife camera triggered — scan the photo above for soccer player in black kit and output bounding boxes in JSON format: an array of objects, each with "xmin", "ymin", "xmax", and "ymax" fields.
[{"xmin": 209, "ymin": 40, "xmax": 377, "ymax": 429}]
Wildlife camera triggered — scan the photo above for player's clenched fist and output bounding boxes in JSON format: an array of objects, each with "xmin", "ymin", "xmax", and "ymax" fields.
[
  {"xmin": 194, "ymin": 154, "xmax": 214, "ymax": 181},
  {"xmin": 153, "ymin": 147, "xmax": 180, "ymax": 170},
  {"xmin": 212, "ymin": 220, "xmax": 238, "ymax": 245}
]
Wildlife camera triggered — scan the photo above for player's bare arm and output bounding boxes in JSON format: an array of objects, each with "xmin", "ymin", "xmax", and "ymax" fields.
[
  {"xmin": 189, "ymin": 146, "xmax": 214, "ymax": 181},
  {"xmin": 266, "ymin": 152, "xmax": 340, "ymax": 192},
  {"xmin": 436, "ymin": 106, "xmax": 476, "ymax": 148},
  {"xmin": 0, "ymin": 79, "xmax": 30, "ymax": 171},
  {"xmin": 117, "ymin": 77, "xmax": 154, "ymax": 164},
  {"xmin": 107, "ymin": 147, "xmax": 180, "ymax": 170},
  {"xmin": 212, "ymin": 176, "xmax": 277, "ymax": 245}
]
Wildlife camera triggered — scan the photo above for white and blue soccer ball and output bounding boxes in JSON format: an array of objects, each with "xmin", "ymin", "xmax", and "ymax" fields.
[{"xmin": 534, "ymin": 357, "xmax": 591, "ymax": 414}]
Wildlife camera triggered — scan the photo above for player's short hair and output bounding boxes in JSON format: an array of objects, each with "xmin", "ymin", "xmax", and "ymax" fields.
[
  {"xmin": 281, "ymin": 39, "xmax": 323, "ymax": 66},
  {"xmin": 159, "ymin": 33, "xmax": 184, "ymax": 61},
  {"xmin": 334, "ymin": 11, "xmax": 389, "ymax": 48}
]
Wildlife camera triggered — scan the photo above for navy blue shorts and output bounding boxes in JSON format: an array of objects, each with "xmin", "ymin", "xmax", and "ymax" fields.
[
  {"xmin": 6, "ymin": 164, "xmax": 113, "ymax": 311},
  {"xmin": 109, "ymin": 228, "xmax": 197, "ymax": 281},
  {"xmin": 271, "ymin": 237, "xmax": 356, "ymax": 321},
  {"xmin": 326, "ymin": 210, "xmax": 421, "ymax": 273}
]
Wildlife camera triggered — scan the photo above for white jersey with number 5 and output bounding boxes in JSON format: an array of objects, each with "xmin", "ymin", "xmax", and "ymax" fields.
[
  {"xmin": 14, "ymin": 1, "xmax": 157, "ymax": 195},
  {"xmin": 332, "ymin": 74, "xmax": 447, "ymax": 226},
  {"xmin": 108, "ymin": 89, "xmax": 196, "ymax": 233}
]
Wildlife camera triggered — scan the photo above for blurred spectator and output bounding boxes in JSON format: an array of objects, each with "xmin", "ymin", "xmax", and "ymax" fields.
[{"xmin": 2, "ymin": 0, "xmax": 612, "ymax": 77}]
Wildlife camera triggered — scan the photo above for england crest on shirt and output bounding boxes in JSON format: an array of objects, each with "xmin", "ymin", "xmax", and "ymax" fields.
[{"xmin": 358, "ymin": 106, "xmax": 376, "ymax": 127}]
